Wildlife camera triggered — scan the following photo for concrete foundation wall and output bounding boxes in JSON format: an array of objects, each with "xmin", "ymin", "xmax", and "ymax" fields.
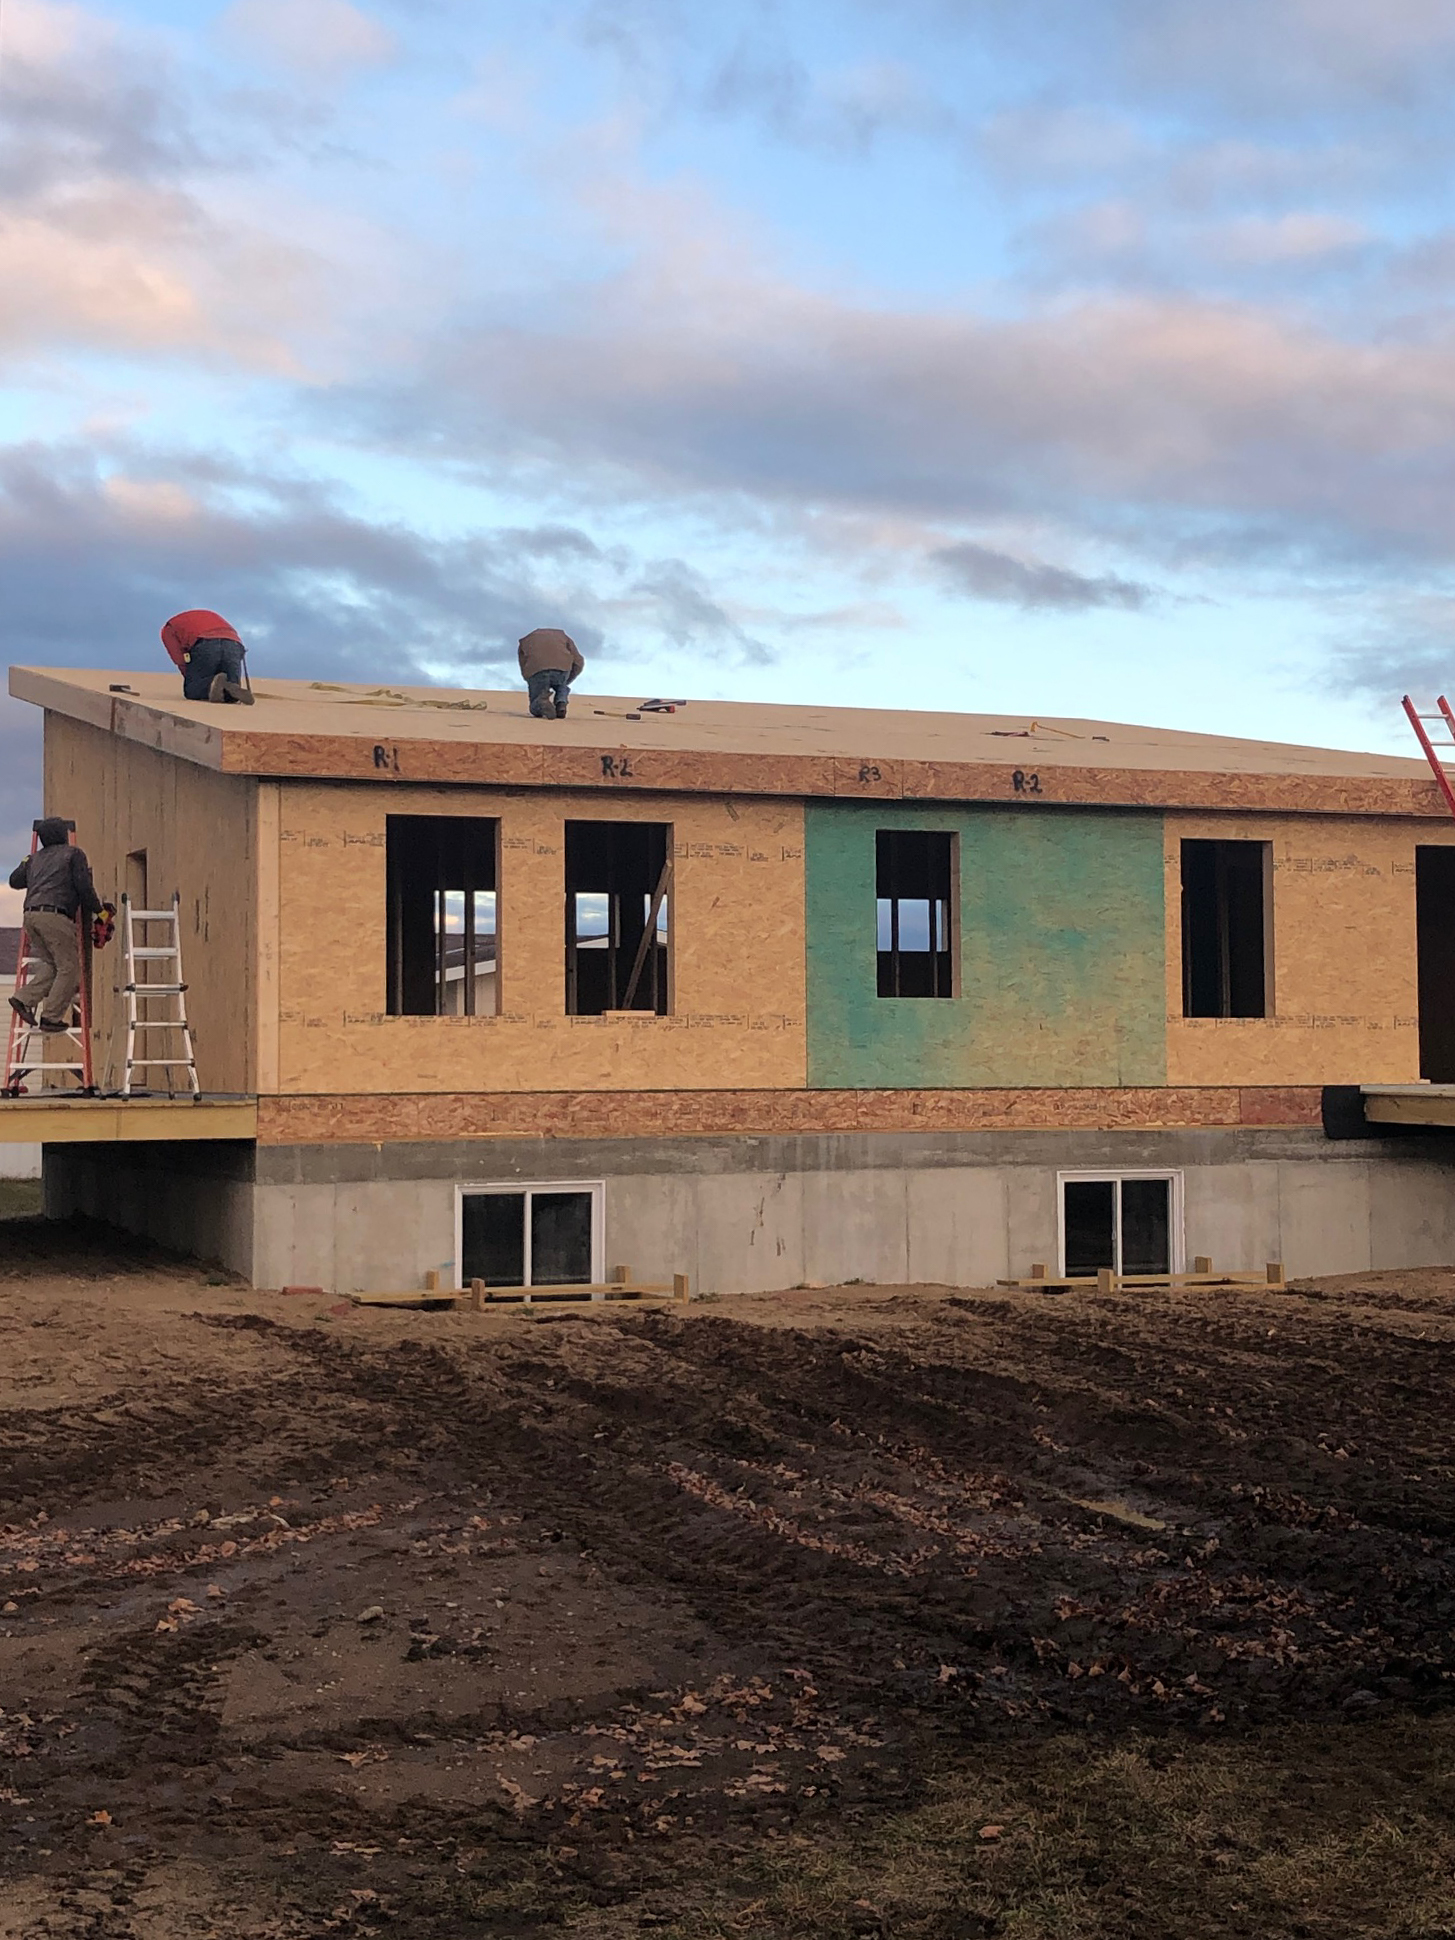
[
  {"xmin": 41, "ymin": 1128, "xmax": 1455, "ymax": 1294},
  {"xmin": 43, "ymin": 1141, "xmax": 258, "ymax": 1280},
  {"xmin": 0, "ymin": 1143, "xmax": 42, "ymax": 1180}
]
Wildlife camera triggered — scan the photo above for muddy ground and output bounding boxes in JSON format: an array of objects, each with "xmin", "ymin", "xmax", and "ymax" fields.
[{"xmin": 2, "ymin": 1207, "xmax": 1455, "ymax": 1938}]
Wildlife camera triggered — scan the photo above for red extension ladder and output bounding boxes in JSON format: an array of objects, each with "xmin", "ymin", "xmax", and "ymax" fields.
[{"xmin": 1403, "ymin": 695, "xmax": 1455, "ymax": 818}]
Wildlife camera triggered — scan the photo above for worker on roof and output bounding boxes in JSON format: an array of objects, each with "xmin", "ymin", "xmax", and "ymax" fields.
[
  {"xmin": 161, "ymin": 609, "xmax": 255, "ymax": 706},
  {"xmin": 518, "ymin": 627, "xmax": 584, "ymax": 720},
  {"xmin": 8, "ymin": 820, "xmax": 102, "ymax": 1034}
]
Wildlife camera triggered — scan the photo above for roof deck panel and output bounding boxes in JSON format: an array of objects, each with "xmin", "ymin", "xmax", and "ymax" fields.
[{"xmin": 9, "ymin": 666, "xmax": 1441, "ymax": 816}]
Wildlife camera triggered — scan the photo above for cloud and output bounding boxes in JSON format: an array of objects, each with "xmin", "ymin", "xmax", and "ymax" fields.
[
  {"xmin": 0, "ymin": 0, "xmax": 334, "ymax": 371},
  {"xmin": 219, "ymin": 0, "xmax": 398, "ymax": 78},
  {"xmin": 621, "ymin": 559, "xmax": 774, "ymax": 663},
  {"xmin": 0, "ymin": 438, "xmax": 786, "ymax": 683},
  {"xmin": 704, "ymin": 45, "xmax": 953, "ymax": 153},
  {"xmin": 930, "ymin": 541, "xmax": 1155, "ymax": 611},
  {"xmin": 351, "ymin": 223, "xmax": 1455, "ymax": 578},
  {"xmin": 1333, "ymin": 593, "xmax": 1455, "ymax": 703}
]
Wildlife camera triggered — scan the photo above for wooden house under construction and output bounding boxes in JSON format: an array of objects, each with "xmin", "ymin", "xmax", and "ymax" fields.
[{"xmin": 7, "ymin": 663, "xmax": 1455, "ymax": 1293}]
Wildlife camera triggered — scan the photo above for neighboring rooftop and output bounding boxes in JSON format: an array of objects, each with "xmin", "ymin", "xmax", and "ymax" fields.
[{"xmin": 9, "ymin": 665, "xmax": 1442, "ymax": 817}]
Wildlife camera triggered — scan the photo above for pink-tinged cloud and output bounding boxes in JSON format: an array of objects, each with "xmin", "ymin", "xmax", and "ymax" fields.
[{"xmin": 219, "ymin": 0, "xmax": 398, "ymax": 78}]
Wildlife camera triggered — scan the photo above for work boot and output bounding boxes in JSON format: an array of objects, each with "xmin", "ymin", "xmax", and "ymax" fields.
[
  {"xmin": 556, "ymin": 698, "xmax": 569, "ymax": 718},
  {"xmin": 38, "ymin": 1018, "xmax": 70, "ymax": 1035},
  {"xmin": 8, "ymin": 995, "xmax": 35, "ymax": 1027},
  {"xmin": 532, "ymin": 695, "xmax": 557, "ymax": 720},
  {"xmin": 207, "ymin": 671, "xmax": 228, "ymax": 704},
  {"xmin": 221, "ymin": 680, "xmax": 255, "ymax": 705}
]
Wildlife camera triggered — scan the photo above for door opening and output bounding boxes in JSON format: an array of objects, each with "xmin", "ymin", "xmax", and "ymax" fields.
[
  {"xmin": 458, "ymin": 1183, "xmax": 602, "ymax": 1288},
  {"xmin": 1060, "ymin": 1173, "xmax": 1179, "ymax": 1277},
  {"xmin": 1416, "ymin": 847, "xmax": 1455, "ymax": 1081}
]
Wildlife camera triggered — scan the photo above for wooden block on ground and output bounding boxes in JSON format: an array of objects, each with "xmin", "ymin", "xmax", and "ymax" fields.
[
  {"xmin": 673, "ymin": 1273, "xmax": 690, "ymax": 1301},
  {"xmin": 1266, "ymin": 1262, "xmax": 1286, "ymax": 1285},
  {"xmin": 1096, "ymin": 1268, "xmax": 1115, "ymax": 1293},
  {"xmin": 1194, "ymin": 1255, "xmax": 1212, "ymax": 1274}
]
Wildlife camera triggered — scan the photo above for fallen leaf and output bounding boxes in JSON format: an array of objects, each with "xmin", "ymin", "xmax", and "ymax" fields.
[
  {"xmin": 90, "ymin": 1809, "xmax": 112, "ymax": 1826},
  {"xmin": 979, "ymin": 1824, "xmax": 1003, "ymax": 1841}
]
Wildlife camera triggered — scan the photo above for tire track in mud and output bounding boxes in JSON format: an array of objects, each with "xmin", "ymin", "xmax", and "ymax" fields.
[{"xmin": 242, "ymin": 1309, "xmax": 1455, "ymax": 1730}]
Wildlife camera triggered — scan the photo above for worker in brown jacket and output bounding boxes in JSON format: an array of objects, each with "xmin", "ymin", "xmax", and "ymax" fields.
[
  {"xmin": 518, "ymin": 627, "xmax": 584, "ymax": 719},
  {"xmin": 8, "ymin": 819, "xmax": 102, "ymax": 1032}
]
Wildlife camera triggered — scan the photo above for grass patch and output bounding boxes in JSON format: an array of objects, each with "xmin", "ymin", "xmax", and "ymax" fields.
[
  {"xmin": 568, "ymin": 1717, "xmax": 1455, "ymax": 1938},
  {"xmin": 0, "ymin": 1178, "xmax": 42, "ymax": 1220}
]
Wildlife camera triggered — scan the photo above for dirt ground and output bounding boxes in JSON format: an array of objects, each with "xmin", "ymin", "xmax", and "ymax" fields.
[{"xmin": 2, "ymin": 1204, "xmax": 1455, "ymax": 1939}]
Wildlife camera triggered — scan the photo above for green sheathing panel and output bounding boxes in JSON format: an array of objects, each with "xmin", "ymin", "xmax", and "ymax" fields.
[{"xmin": 805, "ymin": 803, "xmax": 1167, "ymax": 1088}]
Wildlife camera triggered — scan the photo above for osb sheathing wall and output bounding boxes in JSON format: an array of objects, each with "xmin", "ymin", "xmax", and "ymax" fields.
[
  {"xmin": 42, "ymin": 713, "xmax": 259, "ymax": 1094},
  {"xmin": 273, "ymin": 782, "xmax": 807, "ymax": 1094},
  {"xmin": 1164, "ymin": 812, "xmax": 1455, "ymax": 1086}
]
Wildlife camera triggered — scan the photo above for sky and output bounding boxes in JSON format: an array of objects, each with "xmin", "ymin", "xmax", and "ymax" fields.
[{"xmin": 5, "ymin": 0, "xmax": 1455, "ymax": 912}]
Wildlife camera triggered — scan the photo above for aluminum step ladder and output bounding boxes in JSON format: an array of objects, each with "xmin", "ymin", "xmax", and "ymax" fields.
[
  {"xmin": 1403, "ymin": 695, "xmax": 1455, "ymax": 816},
  {"xmin": 119, "ymin": 892, "xmax": 199, "ymax": 1096},
  {"xmin": 3, "ymin": 821, "xmax": 94, "ymax": 1097}
]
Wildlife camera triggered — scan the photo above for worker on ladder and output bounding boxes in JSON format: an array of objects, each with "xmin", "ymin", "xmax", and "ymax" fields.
[
  {"xmin": 7, "ymin": 819, "xmax": 102, "ymax": 1033},
  {"xmin": 161, "ymin": 608, "xmax": 255, "ymax": 705}
]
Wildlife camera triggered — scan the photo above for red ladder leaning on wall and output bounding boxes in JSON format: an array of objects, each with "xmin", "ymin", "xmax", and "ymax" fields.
[
  {"xmin": 1403, "ymin": 695, "xmax": 1455, "ymax": 818},
  {"xmin": 3, "ymin": 820, "xmax": 95, "ymax": 1096}
]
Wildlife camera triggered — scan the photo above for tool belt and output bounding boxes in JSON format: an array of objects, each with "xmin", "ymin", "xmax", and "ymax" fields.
[{"xmin": 25, "ymin": 904, "xmax": 73, "ymax": 916}]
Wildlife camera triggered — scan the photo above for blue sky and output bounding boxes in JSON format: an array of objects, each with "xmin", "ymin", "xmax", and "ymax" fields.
[{"xmin": 5, "ymin": 0, "xmax": 1455, "ymax": 904}]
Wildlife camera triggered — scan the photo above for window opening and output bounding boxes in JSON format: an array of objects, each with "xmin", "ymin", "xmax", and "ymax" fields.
[
  {"xmin": 876, "ymin": 829, "xmax": 954, "ymax": 998},
  {"xmin": 459, "ymin": 1184, "xmax": 600, "ymax": 1288},
  {"xmin": 1416, "ymin": 846, "xmax": 1455, "ymax": 1080},
  {"xmin": 1181, "ymin": 839, "xmax": 1270, "ymax": 1018},
  {"xmin": 386, "ymin": 816, "xmax": 497, "ymax": 1017},
  {"xmin": 565, "ymin": 820, "xmax": 671, "ymax": 1015},
  {"xmin": 1061, "ymin": 1174, "xmax": 1177, "ymax": 1277}
]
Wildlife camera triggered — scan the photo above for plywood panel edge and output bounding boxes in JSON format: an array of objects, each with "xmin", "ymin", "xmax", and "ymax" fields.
[
  {"xmin": 256, "ymin": 1085, "xmax": 1324, "ymax": 1143},
  {"xmin": 254, "ymin": 781, "xmax": 281, "ymax": 1094}
]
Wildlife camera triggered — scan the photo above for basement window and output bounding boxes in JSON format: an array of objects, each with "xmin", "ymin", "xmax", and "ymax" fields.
[
  {"xmin": 386, "ymin": 816, "xmax": 498, "ymax": 1017},
  {"xmin": 1060, "ymin": 1173, "xmax": 1181, "ymax": 1277},
  {"xmin": 458, "ymin": 1182, "xmax": 603, "ymax": 1289},
  {"xmin": 1180, "ymin": 839, "xmax": 1271, "ymax": 1018},
  {"xmin": 877, "ymin": 829, "xmax": 954, "ymax": 998},
  {"xmin": 565, "ymin": 820, "xmax": 671, "ymax": 1016}
]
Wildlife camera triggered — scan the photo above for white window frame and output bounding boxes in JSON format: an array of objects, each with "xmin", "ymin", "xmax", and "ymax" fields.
[
  {"xmin": 1056, "ymin": 1170, "xmax": 1185, "ymax": 1278},
  {"xmin": 454, "ymin": 1180, "xmax": 606, "ymax": 1291}
]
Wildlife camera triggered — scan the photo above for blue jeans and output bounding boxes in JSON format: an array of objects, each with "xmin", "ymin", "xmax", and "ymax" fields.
[
  {"xmin": 527, "ymin": 669, "xmax": 572, "ymax": 717},
  {"xmin": 182, "ymin": 637, "xmax": 245, "ymax": 700}
]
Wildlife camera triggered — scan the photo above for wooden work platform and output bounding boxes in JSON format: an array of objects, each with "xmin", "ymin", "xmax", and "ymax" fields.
[
  {"xmin": 1361, "ymin": 1084, "xmax": 1455, "ymax": 1128},
  {"xmin": 352, "ymin": 1269, "xmax": 691, "ymax": 1310},
  {"xmin": 1000, "ymin": 1258, "xmax": 1287, "ymax": 1293},
  {"xmin": 0, "ymin": 1095, "xmax": 257, "ymax": 1144}
]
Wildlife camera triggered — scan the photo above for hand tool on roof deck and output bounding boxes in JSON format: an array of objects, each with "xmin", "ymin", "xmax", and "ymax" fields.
[
  {"xmin": 639, "ymin": 699, "xmax": 687, "ymax": 713},
  {"xmin": 4, "ymin": 819, "xmax": 103, "ymax": 1097},
  {"xmin": 987, "ymin": 719, "xmax": 1082, "ymax": 740},
  {"xmin": 119, "ymin": 892, "xmax": 199, "ymax": 1098},
  {"xmin": 592, "ymin": 708, "xmax": 643, "ymax": 720}
]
